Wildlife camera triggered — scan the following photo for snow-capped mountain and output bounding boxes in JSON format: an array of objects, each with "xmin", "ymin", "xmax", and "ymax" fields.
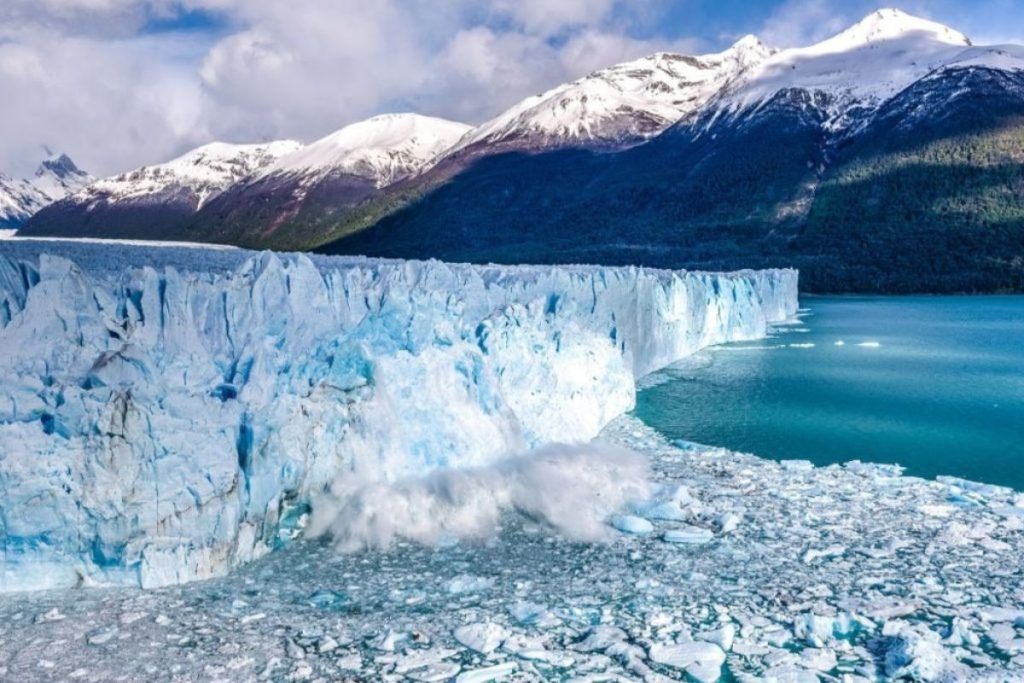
[
  {"xmin": 267, "ymin": 113, "xmax": 471, "ymax": 187},
  {"xmin": 713, "ymin": 9, "xmax": 1024, "ymax": 130},
  {"xmin": 449, "ymin": 36, "xmax": 773, "ymax": 154},
  {"xmin": 325, "ymin": 10, "xmax": 1024, "ymax": 294},
  {"xmin": 17, "ymin": 7, "xmax": 1024, "ymax": 294},
  {"xmin": 22, "ymin": 115, "xmax": 469, "ymax": 243},
  {"xmin": 178, "ymin": 114, "xmax": 471, "ymax": 248},
  {"xmin": 81, "ymin": 140, "xmax": 302, "ymax": 210},
  {"xmin": 0, "ymin": 154, "xmax": 92, "ymax": 228},
  {"xmin": 20, "ymin": 140, "xmax": 300, "ymax": 240},
  {"xmin": 0, "ymin": 176, "xmax": 48, "ymax": 228}
]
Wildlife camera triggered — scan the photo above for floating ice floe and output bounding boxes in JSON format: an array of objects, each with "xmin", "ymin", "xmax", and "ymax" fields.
[
  {"xmin": 663, "ymin": 525, "xmax": 715, "ymax": 544},
  {"xmin": 649, "ymin": 641, "xmax": 726, "ymax": 681},
  {"xmin": 454, "ymin": 622, "xmax": 508, "ymax": 654},
  {"xmin": 609, "ymin": 515, "xmax": 655, "ymax": 535}
]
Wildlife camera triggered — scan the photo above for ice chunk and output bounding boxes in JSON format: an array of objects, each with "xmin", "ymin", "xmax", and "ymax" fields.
[
  {"xmin": 881, "ymin": 620, "xmax": 966, "ymax": 681},
  {"xmin": 648, "ymin": 641, "xmax": 726, "ymax": 680},
  {"xmin": 444, "ymin": 575, "xmax": 495, "ymax": 595},
  {"xmin": 455, "ymin": 662, "xmax": 517, "ymax": 683},
  {"xmin": 718, "ymin": 512, "xmax": 742, "ymax": 534},
  {"xmin": 509, "ymin": 602, "xmax": 554, "ymax": 627},
  {"xmin": 696, "ymin": 624, "xmax": 736, "ymax": 651},
  {"xmin": 609, "ymin": 514, "xmax": 654, "ymax": 535},
  {"xmin": 630, "ymin": 482, "xmax": 701, "ymax": 521},
  {"xmin": 454, "ymin": 623, "xmax": 508, "ymax": 654},
  {"xmin": 663, "ymin": 526, "xmax": 715, "ymax": 544},
  {"xmin": 408, "ymin": 662, "xmax": 462, "ymax": 682}
]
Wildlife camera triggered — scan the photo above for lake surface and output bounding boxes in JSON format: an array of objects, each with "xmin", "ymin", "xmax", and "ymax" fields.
[{"xmin": 635, "ymin": 296, "xmax": 1024, "ymax": 489}]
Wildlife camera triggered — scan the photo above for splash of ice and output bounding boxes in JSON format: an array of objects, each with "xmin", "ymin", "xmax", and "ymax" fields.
[{"xmin": 310, "ymin": 443, "xmax": 651, "ymax": 551}]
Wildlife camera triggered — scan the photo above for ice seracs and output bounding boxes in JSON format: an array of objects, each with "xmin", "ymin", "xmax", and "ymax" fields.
[
  {"xmin": 267, "ymin": 113, "xmax": 471, "ymax": 187},
  {"xmin": 0, "ymin": 245, "xmax": 797, "ymax": 591}
]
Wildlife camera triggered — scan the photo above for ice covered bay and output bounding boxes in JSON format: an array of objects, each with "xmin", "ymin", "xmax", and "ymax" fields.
[{"xmin": 2, "ymin": 416, "xmax": 1022, "ymax": 681}]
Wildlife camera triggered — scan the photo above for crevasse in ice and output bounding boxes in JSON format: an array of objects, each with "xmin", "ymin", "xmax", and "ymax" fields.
[{"xmin": 0, "ymin": 250, "xmax": 797, "ymax": 591}]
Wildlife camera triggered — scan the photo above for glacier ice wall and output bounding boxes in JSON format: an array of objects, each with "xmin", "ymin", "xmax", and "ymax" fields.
[{"xmin": 0, "ymin": 250, "xmax": 797, "ymax": 591}]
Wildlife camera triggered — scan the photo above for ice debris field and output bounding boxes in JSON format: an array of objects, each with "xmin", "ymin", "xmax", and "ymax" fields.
[{"xmin": 1, "ymin": 242, "xmax": 1023, "ymax": 681}]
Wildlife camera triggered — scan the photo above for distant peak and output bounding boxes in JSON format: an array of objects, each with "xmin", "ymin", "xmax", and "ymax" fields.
[
  {"xmin": 36, "ymin": 153, "xmax": 84, "ymax": 179},
  {"xmin": 730, "ymin": 34, "xmax": 768, "ymax": 52},
  {"xmin": 820, "ymin": 8, "xmax": 971, "ymax": 50},
  {"xmin": 268, "ymin": 112, "xmax": 470, "ymax": 184},
  {"xmin": 720, "ymin": 34, "xmax": 775, "ymax": 63}
]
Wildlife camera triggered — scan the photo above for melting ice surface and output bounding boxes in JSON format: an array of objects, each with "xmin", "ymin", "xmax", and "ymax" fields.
[
  {"xmin": 637, "ymin": 296, "xmax": 1024, "ymax": 489},
  {"xmin": 0, "ymin": 242, "xmax": 795, "ymax": 592}
]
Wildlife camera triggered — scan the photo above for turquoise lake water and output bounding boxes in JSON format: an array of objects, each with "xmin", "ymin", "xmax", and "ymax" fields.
[{"xmin": 635, "ymin": 296, "xmax": 1024, "ymax": 489}]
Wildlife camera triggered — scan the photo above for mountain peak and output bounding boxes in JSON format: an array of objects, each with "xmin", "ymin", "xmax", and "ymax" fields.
[
  {"xmin": 816, "ymin": 8, "xmax": 971, "ymax": 52},
  {"xmin": 451, "ymin": 39, "xmax": 773, "ymax": 154},
  {"xmin": 1, "ymin": 153, "xmax": 93, "ymax": 227},
  {"xmin": 35, "ymin": 153, "xmax": 85, "ymax": 180},
  {"xmin": 268, "ymin": 113, "xmax": 471, "ymax": 186},
  {"xmin": 729, "ymin": 34, "xmax": 771, "ymax": 54}
]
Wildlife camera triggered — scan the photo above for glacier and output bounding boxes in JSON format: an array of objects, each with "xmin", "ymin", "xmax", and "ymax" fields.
[{"xmin": 0, "ymin": 247, "xmax": 797, "ymax": 592}]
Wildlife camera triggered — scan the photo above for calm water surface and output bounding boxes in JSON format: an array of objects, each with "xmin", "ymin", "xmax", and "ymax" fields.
[{"xmin": 635, "ymin": 296, "xmax": 1024, "ymax": 489}]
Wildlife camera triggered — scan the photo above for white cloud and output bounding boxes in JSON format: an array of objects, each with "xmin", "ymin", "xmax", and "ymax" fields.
[
  {"xmin": 0, "ymin": 28, "xmax": 210, "ymax": 177},
  {"xmin": 493, "ymin": 0, "xmax": 620, "ymax": 35},
  {"xmin": 756, "ymin": 0, "xmax": 860, "ymax": 48}
]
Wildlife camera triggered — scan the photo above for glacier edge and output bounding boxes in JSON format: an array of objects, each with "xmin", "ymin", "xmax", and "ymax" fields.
[{"xmin": 0, "ymin": 250, "xmax": 797, "ymax": 592}]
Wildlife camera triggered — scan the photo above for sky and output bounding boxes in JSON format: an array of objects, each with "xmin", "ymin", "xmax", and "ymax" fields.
[{"xmin": 2, "ymin": 0, "xmax": 1021, "ymax": 178}]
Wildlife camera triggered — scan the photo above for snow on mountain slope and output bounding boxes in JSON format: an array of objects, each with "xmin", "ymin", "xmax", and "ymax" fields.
[
  {"xmin": 0, "ymin": 155, "xmax": 93, "ymax": 227},
  {"xmin": 715, "ymin": 9, "xmax": 989, "ymax": 125},
  {"xmin": 450, "ymin": 37, "xmax": 773, "ymax": 153},
  {"xmin": 82, "ymin": 140, "xmax": 301, "ymax": 209},
  {"xmin": 0, "ymin": 247, "xmax": 796, "ymax": 591},
  {"xmin": 943, "ymin": 43, "xmax": 1024, "ymax": 72},
  {"xmin": 267, "ymin": 113, "xmax": 471, "ymax": 187},
  {"xmin": 32, "ymin": 154, "xmax": 93, "ymax": 202},
  {"xmin": 0, "ymin": 176, "xmax": 48, "ymax": 227}
]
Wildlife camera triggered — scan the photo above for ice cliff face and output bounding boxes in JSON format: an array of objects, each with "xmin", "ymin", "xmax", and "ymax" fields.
[{"xmin": 0, "ymin": 250, "xmax": 797, "ymax": 591}]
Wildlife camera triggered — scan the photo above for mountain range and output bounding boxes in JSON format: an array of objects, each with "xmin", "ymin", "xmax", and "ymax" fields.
[{"xmin": 14, "ymin": 9, "xmax": 1024, "ymax": 293}]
